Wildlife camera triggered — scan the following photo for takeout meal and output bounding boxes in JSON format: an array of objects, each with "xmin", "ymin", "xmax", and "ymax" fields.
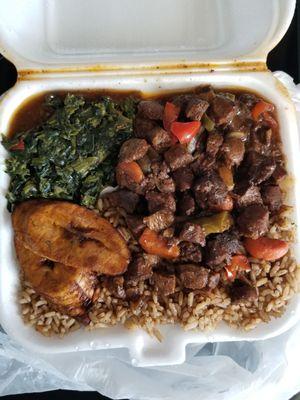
[{"xmin": 2, "ymin": 86, "xmax": 299, "ymax": 338}]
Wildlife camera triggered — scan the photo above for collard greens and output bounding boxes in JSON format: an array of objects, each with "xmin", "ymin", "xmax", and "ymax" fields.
[{"xmin": 2, "ymin": 93, "xmax": 136, "ymax": 211}]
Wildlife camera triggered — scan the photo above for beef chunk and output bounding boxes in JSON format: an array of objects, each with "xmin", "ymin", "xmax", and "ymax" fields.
[
  {"xmin": 272, "ymin": 164, "xmax": 287, "ymax": 183},
  {"xmin": 179, "ymin": 223, "xmax": 206, "ymax": 246},
  {"xmin": 152, "ymin": 272, "xmax": 176, "ymax": 296},
  {"xmin": 205, "ymin": 232, "xmax": 244, "ymax": 268},
  {"xmin": 195, "ymin": 85, "xmax": 216, "ymax": 102},
  {"xmin": 238, "ymin": 93, "xmax": 259, "ymax": 108},
  {"xmin": 207, "ymin": 272, "xmax": 220, "ymax": 290},
  {"xmin": 194, "ymin": 170, "xmax": 233, "ymax": 212},
  {"xmin": 229, "ymin": 280, "xmax": 258, "ymax": 303},
  {"xmin": 249, "ymin": 128, "xmax": 272, "ymax": 155},
  {"xmin": 125, "ymin": 215, "xmax": 145, "ymax": 238},
  {"xmin": 261, "ymin": 185, "xmax": 282, "ymax": 212},
  {"xmin": 185, "ymin": 98, "xmax": 209, "ymax": 121},
  {"xmin": 172, "ymin": 94, "xmax": 194, "ymax": 109},
  {"xmin": 191, "ymin": 154, "xmax": 215, "ymax": 175},
  {"xmin": 245, "ymin": 151, "xmax": 276, "ymax": 185},
  {"xmin": 206, "ymin": 132, "xmax": 223, "ymax": 157},
  {"xmin": 147, "ymin": 127, "xmax": 172, "ymax": 152},
  {"xmin": 221, "ymin": 137, "xmax": 245, "ymax": 167},
  {"xmin": 210, "ymin": 95, "xmax": 237, "ymax": 125},
  {"xmin": 179, "ymin": 242, "xmax": 202, "ymax": 263},
  {"xmin": 103, "ymin": 189, "xmax": 139, "ymax": 213},
  {"xmin": 134, "ymin": 116, "xmax": 157, "ymax": 138},
  {"xmin": 149, "ymin": 161, "xmax": 175, "ymax": 193},
  {"xmin": 146, "ymin": 191, "xmax": 176, "ymax": 213},
  {"xmin": 144, "ymin": 253, "xmax": 160, "ymax": 267},
  {"xmin": 151, "ymin": 160, "xmax": 170, "ymax": 176},
  {"xmin": 172, "ymin": 167, "xmax": 194, "ymax": 192},
  {"xmin": 234, "ymin": 185, "xmax": 262, "ymax": 209},
  {"xmin": 106, "ymin": 276, "xmax": 126, "ymax": 299},
  {"xmin": 119, "ymin": 139, "xmax": 149, "ymax": 163},
  {"xmin": 156, "ymin": 177, "xmax": 175, "ymax": 194},
  {"xmin": 228, "ymin": 102, "xmax": 252, "ymax": 133},
  {"xmin": 164, "ymin": 144, "xmax": 194, "ymax": 171},
  {"xmin": 237, "ymin": 204, "xmax": 269, "ymax": 239},
  {"xmin": 138, "ymin": 100, "xmax": 164, "ymax": 120},
  {"xmin": 178, "ymin": 192, "xmax": 196, "ymax": 216},
  {"xmin": 126, "ymin": 254, "xmax": 154, "ymax": 284},
  {"xmin": 177, "ymin": 264, "xmax": 209, "ymax": 290},
  {"xmin": 143, "ymin": 210, "xmax": 174, "ymax": 232}
]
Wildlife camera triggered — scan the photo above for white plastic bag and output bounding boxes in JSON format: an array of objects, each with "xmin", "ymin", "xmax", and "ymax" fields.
[{"xmin": 0, "ymin": 72, "xmax": 299, "ymax": 400}]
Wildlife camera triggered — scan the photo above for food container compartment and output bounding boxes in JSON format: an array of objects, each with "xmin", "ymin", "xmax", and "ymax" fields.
[{"xmin": 0, "ymin": 0, "xmax": 299, "ymax": 367}]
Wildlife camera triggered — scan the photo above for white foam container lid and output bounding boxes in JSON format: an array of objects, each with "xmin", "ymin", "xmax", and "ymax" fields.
[{"xmin": 0, "ymin": 0, "xmax": 299, "ymax": 367}]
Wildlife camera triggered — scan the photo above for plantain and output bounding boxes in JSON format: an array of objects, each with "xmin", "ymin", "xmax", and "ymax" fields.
[
  {"xmin": 15, "ymin": 238, "xmax": 98, "ymax": 316},
  {"xmin": 12, "ymin": 200, "xmax": 130, "ymax": 276}
]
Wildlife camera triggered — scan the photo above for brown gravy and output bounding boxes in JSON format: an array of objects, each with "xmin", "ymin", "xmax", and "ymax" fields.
[{"xmin": 8, "ymin": 87, "xmax": 279, "ymax": 139}]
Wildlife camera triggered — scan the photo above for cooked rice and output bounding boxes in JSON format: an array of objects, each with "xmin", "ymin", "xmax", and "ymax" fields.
[{"xmin": 19, "ymin": 198, "xmax": 299, "ymax": 338}]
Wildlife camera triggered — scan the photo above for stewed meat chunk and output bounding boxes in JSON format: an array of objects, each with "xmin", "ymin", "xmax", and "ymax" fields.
[
  {"xmin": 206, "ymin": 132, "xmax": 223, "ymax": 158},
  {"xmin": 261, "ymin": 185, "xmax": 282, "ymax": 212},
  {"xmin": 179, "ymin": 242, "xmax": 202, "ymax": 263},
  {"xmin": 179, "ymin": 223, "xmax": 206, "ymax": 246},
  {"xmin": 156, "ymin": 177, "xmax": 176, "ymax": 194},
  {"xmin": 138, "ymin": 100, "xmax": 164, "ymax": 120},
  {"xmin": 245, "ymin": 151, "xmax": 276, "ymax": 185},
  {"xmin": 103, "ymin": 189, "xmax": 139, "ymax": 213},
  {"xmin": 152, "ymin": 272, "xmax": 176, "ymax": 296},
  {"xmin": 147, "ymin": 127, "xmax": 172, "ymax": 152},
  {"xmin": 194, "ymin": 170, "xmax": 232, "ymax": 212},
  {"xmin": 205, "ymin": 232, "xmax": 244, "ymax": 268},
  {"xmin": 177, "ymin": 264, "xmax": 209, "ymax": 290},
  {"xmin": 221, "ymin": 137, "xmax": 245, "ymax": 167},
  {"xmin": 143, "ymin": 210, "xmax": 174, "ymax": 232},
  {"xmin": 134, "ymin": 116, "xmax": 157, "ymax": 138},
  {"xmin": 234, "ymin": 184, "xmax": 262, "ymax": 209},
  {"xmin": 164, "ymin": 144, "xmax": 194, "ymax": 171},
  {"xmin": 172, "ymin": 167, "xmax": 194, "ymax": 192},
  {"xmin": 191, "ymin": 154, "xmax": 215, "ymax": 175},
  {"xmin": 119, "ymin": 139, "xmax": 149, "ymax": 163},
  {"xmin": 146, "ymin": 191, "xmax": 176, "ymax": 213},
  {"xmin": 185, "ymin": 98, "xmax": 209, "ymax": 121},
  {"xmin": 237, "ymin": 204, "xmax": 269, "ymax": 239},
  {"xmin": 148, "ymin": 161, "xmax": 175, "ymax": 193},
  {"xmin": 210, "ymin": 95, "xmax": 237, "ymax": 125},
  {"xmin": 229, "ymin": 280, "xmax": 258, "ymax": 303},
  {"xmin": 126, "ymin": 254, "xmax": 154, "ymax": 285},
  {"xmin": 178, "ymin": 192, "xmax": 196, "ymax": 216},
  {"xmin": 196, "ymin": 85, "xmax": 216, "ymax": 102}
]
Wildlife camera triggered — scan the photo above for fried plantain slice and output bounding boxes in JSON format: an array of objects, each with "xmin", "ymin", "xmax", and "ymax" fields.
[
  {"xmin": 12, "ymin": 200, "xmax": 130, "ymax": 276},
  {"xmin": 15, "ymin": 238, "xmax": 98, "ymax": 316}
]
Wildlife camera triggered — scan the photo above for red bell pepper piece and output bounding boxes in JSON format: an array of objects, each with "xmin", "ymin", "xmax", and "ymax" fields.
[{"xmin": 170, "ymin": 121, "xmax": 201, "ymax": 144}]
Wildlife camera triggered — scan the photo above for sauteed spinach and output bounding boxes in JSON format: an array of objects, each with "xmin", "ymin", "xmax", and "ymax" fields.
[{"xmin": 2, "ymin": 94, "xmax": 136, "ymax": 211}]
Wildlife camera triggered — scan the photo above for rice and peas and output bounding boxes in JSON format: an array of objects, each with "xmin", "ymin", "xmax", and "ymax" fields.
[{"xmin": 19, "ymin": 199, "xmax": 299, "ymax": 340}]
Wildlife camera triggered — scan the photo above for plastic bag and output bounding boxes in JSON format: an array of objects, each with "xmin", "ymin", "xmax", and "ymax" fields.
[{"xmin": 0, "ymin": 71, "xmax": 299, "ymax": 400}]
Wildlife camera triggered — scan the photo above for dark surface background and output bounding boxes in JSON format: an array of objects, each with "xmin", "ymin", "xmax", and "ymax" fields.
[{"xmin": 0, "ymin": 3, "xmax": 299, "ymax": 400}]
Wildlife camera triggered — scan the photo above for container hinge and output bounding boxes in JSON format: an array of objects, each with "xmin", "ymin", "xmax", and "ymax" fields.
[{"xmin": 17, "ymin": 61, "xmax": 268, "ymax": 80}]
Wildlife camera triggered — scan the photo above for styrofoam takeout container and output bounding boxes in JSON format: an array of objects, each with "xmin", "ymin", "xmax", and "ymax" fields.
[{"xmin": 0, "ymin": 0, "xmax": 299, "ymax": 367}]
